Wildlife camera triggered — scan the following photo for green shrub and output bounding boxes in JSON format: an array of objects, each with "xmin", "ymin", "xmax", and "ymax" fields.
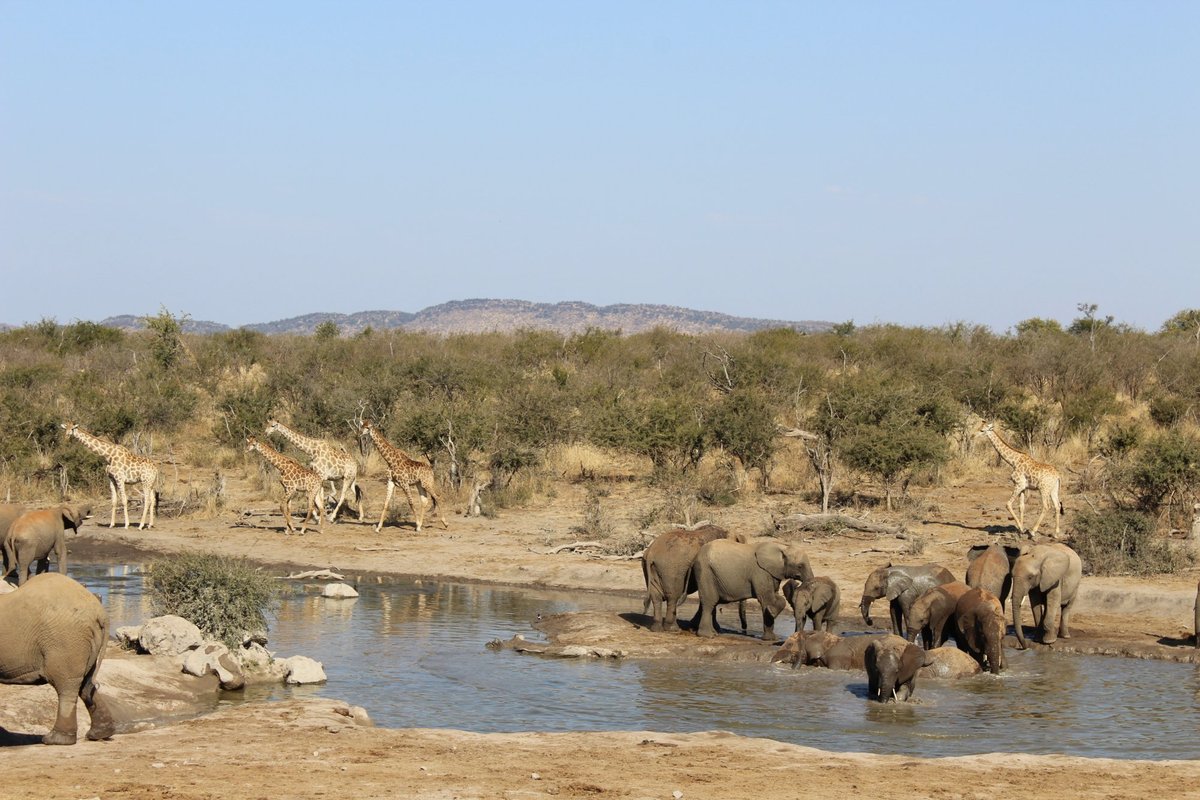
[
  {"xmin": 1068, "ymin": 509, "xmax": 1188, "ymax": 575},
  {"xmin": 144, "ymin": 553, "xmax": 280, "ymax": 645}
]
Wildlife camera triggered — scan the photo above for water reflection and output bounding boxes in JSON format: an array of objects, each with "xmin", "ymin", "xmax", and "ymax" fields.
[{"xmin": 71, "ymin": 565, "xmax": 1200, "ymax": 760}]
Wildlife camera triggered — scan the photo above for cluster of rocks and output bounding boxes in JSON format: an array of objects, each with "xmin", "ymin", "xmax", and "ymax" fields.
[{"xmin": 115, "ymin": 614, "xmax": 327, "ymax": 689}]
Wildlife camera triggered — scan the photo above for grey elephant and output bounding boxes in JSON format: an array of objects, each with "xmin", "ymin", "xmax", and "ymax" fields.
[
  {"xmin": 904, "ymin": 581, "xmax": 970, "ymax": 650},
  {"xmin": 693, "ymin": 538, "xmax": 814, "ymax": 640},
  {"xmin": 3, "ymin": 504, "xmax": 91, "ymax": 586},
  {"xmin": 782, "ymin": 576, "xmax": 841, "ymax": 633},
  {"xmin": 1011, "ymin": 542, "xmax": 1082, "ymax": 649},
  {"xmin": 965, "ymin": 543, "xmax": 1021, "ymax": 610},
  {"xmin": 641, "ymin": 525, "xmax": 748, "ymax": 633},
  {"xmin": 865, "ymin": 635, "xmax": 928, "ymax": 702},
  {"xmin": 0, "ymin": 572, "xmax": 115, "ymax": 744},
  {"xmin": 859, "ymin": 562, "xmax": 956, "ymax": 638},
  {"xmin": 955, "ymin": 587, "xmax": 1006, "ymax": 673}
]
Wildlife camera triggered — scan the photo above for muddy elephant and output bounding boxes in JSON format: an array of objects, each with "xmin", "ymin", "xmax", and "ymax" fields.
[
  {"xmin": 693, "ymin": 538, "xmax": 814, "ymax": 641},
  {"xmin": 965, "ymin": 543, "xmax": 1021, "ymax": 610},
  {"xmin": 0, "ymin": 572, "xmax": 115, "ymax": 744},
  {"xmin": 1011, "ymin": 542, "xmax": 1082, "ymax": 649},
  {"xmin": 789, "ymin": 631, "xmax": 891, "ymax": 670},
  {"xmin": 917, "ymin": 646, "xmax": 982, "ymax": 679},
  {"xmin": 955, "ymin": 587, "xmax": 1006, "ymax": 673},
  {"xmin": 865, "ymin": 635, "xmax": 928, "ymax": 702},
  {"xmin": 641, "ymin": 525, "xmax": 748, "ymax": 632},
  {"xmin": 782, "ymin": 576, "xmax": 840, "ymax": 633},
  {"xmin": 3, "ymin": 504, "xmax": 91, "ymax": 585},
  {"xmin": 859, "ymin": 562, "xmax": 956, "ymax": 638},
  {"xmin": 904, "ymin": 581, "xmax": 970, "ymax": 650}
]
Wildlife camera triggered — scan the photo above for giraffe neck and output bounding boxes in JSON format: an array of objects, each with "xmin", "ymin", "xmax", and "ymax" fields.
[
  {"xmin": 72, "ymin": 427, "xmax": 123, "ymax": 461},
  {"xmin": 368, "ymin": 427, "xmax": 409, "ymax": 470},
  {"xmin": 272, "ymin": 422, "xmax": 322, "ymax": 455},
  {"xmin": 253, "ymin": 440, "xmax": 293, "ymax": 472},
  {"xmin": 984, "ymin": 429, "xmax": 1026, "ymax": 468}
]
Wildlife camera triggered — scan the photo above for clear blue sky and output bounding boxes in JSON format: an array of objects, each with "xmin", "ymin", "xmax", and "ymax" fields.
[{"xmin": 2, "ymin": 2, "xmax": 1197, "ymax": 332}]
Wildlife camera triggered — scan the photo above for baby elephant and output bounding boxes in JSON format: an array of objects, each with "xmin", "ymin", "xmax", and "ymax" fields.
[
  {"xmin": 782, "ymin": 576, "xmax": 841, "ymax": 633},
  {"xmin": 865, "ymin": 635, "xmax": 929, "ymax": 702},
  {"xmin": 3, "ymin": 504, "xmax": 91, "ymax": 585}
]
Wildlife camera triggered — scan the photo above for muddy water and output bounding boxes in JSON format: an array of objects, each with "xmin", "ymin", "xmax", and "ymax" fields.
[{"xmin": 78, "ymin": 566, "xmax": 1200, "ymax": 759}]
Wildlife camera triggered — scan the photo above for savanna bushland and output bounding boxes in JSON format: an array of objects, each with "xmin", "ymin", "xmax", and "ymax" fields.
[{"xmin": 3, "ymin": 306, "xmax": 1199, "ymax": 576}]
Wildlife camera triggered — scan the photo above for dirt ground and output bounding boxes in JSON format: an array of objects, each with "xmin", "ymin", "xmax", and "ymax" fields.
[{"xmin": 5, "ymin": 465, "xmax": 1200, "ymax": 798}]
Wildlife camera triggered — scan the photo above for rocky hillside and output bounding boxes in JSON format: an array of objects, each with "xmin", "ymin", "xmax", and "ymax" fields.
[{"xmin": 93, "ymin": 299, "xmax": 832, "ymax": 336}]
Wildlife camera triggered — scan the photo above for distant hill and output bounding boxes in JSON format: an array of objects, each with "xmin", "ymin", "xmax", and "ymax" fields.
[{"xmin": 88, "ymin": 300, "xmax": 832, "ymax": 336}]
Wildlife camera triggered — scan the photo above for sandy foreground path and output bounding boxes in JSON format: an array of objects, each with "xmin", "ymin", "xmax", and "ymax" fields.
[{"xmin": 4, "ymin": 476, "xmax": 1199, "ymax": 798}]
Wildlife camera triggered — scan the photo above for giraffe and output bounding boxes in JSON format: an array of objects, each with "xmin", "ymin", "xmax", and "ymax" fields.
[
  {"xmin": 246, "ymin": 436, "xmax": 325, "ymax": 535},
  {"xmin": 61, "ymin": 422, "xmax": 159, "ymax": 529},
  {"xmin": 977, "ymin": 421, "xmax": 1064, "ymax": 538},
  {"xmin": 265, "ymin": 419, "xmax": 364, "ymax": 522},
  {"xmin": 356, "ymin": 419, "xmax": 447, "ymax": 533}
]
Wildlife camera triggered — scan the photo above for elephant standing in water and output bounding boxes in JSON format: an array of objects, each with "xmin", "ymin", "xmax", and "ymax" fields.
[
  {"xmin": 0, "ymin": 572, "xmax": 115, "ymax": 744},
  {"xmin": 692, "ymin": 539, "xmax": 814, "ymax": 641},
  {"xmin": 904, "ymin": 581, "xmax": 970, "ymax": 650},
  {"xmin": 955, "ymin": 587, "xmax": 1007, "ymax": 673},
  {"xmin": 865, "ymin": 635, "xmax": 929, "ymax": 702},
  {"xmin": 859, "ymin": 563, "xmax": 956, "ymax": 638},
  {"xmin": 641, "ymin": 525, "xmax": 748, "ymax": 632},
  {"xmin": 1011, "ymin": 542, "xmax": 1082, "ymax": 648}
]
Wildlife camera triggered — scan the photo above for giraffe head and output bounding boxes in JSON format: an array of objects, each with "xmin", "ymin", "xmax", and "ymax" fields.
[
  {"xmin": 265, "ymin": 419, "xmax": 282, "ymax": 436},
  {"xmin": 61, "ymin": 421, "xmax": 80, "ymax": 438},
  {"xmin": 977, "ymin": 421, "xmax": 996, "ymax": 436},
  {"xmin": 356, "ymin": 419, "xmax": 375, "ymax": 457},
  {"xmin": 246, "ymin": 436, "xmax": 260, "ymax": 453}
]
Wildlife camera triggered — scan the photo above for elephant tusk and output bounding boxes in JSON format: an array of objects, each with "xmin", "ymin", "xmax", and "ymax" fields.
[{"xmin": 892, "ymin": 687, "xmax": 898, "ymax": 702}]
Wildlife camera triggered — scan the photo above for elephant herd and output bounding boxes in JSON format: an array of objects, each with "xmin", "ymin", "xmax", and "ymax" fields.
[
  {"xmin": 0, "ymin": 503, "xmax": 114, "ymax": 745},
  {"xmin": 640, "ymin": 524, "xmax": 1089, "ymax": 703}
]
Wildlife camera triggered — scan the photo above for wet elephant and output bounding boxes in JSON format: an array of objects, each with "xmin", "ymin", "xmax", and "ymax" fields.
[
  {"xmin": 859, "ymin": 562, "xmax": 956, "ymax": 638},
  {"xmin": 865, "ymin": 635, "xmax": 928, "ymax": 702},
  {"xmin": 955, "ymin": 587, "xmax": 1006, "ymax": 673},
  {"xmin": 904, "ymin": 581, "xmax": 970, "ymax": 650}
]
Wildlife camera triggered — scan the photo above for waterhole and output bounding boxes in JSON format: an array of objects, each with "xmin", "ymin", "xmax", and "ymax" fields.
[{"xmin": 78, "ymin": 565, "xmax": 1200, "ymax": 759}]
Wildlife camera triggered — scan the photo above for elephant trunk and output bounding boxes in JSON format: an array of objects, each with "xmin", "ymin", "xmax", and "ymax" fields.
[
  {"xmin": 1011, "ymin": 579, "xmax": 1029, "ymax": 649},
  {"xmin": 859, "ymin": 595, "xmax": 875, "ymax": 626}
]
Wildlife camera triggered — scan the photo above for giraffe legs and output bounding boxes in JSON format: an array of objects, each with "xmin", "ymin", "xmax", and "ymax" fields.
[
  {"xmin": 376, "ymin": 480, "xmax": 396, "ymax": 532},
  {"xmin": 400, "ymin": 484, "xmax": 423, "ymax": 531},
  {"xmin": 1005, "ymin": 489, "xmax": 1026, "ymax": 536},
  {"xmin": 419, "ymin": 482, "xmax": 449, "ymax": 530},
  {"xmin": 118, "ymin": 482, "xmax": 131, "ymax": 529},
  {"xmin": 281, "ymin": 489, "xmax": 297, "ymax": 534},
  {"xmin": 108, "ymin": 477, "xmax": 120, "ymax": 528},
  {"xmin": 138, "ymin": 483, "xmax": 156, "ymax": 529}
]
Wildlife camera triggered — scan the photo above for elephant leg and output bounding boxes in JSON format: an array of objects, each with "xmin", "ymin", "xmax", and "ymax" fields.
[
  {"xmin": 761, "ymin": 606, "xmax": 778, "ymax": 642},
  {"xmin": 890, "ymin": 601, "xmax": 905, "ymax": 637},
  {"xmin": 738, "ymin": 600, "xmax": 748, "ymax": 632},
  {"xmin": 36, "ymin": 557, "xmax": 50, "ymax": 575},
  {"xmin": 15, "ymin": 556, "xmax": 28, "ymax": 586},
  {"xmin": 656, "ymin": 592, "xmax": 671, "ymax": 632},
  {"xmin": 1041, "ymin": 586, "xmax": 1062, "ymax": 643},
  {"xmin": 43, "ymin": 678, "xmax": 82, "ymax": 745},
  {"xmin": 81, "ymin": 670, "xmax": 114, "ymax": 741},
  {"xmin": 376, "ymin": 480, "xmax": 395, "ymax": 532},
  {"xmin": 696, "ymin": 596, "xmax": 718, "ymax": 638},
  {"xmin": 1058, "ymin": 596, "xmax": 1075, "ymax": 640}
]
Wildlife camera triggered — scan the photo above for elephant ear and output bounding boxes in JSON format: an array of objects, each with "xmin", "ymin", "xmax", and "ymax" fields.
[
  {"xmin": 1038, "ymin": 551, "xmax": 1071, "ymax": 593},
  {"xmin": 754, "ymin": 542, "xmax": 787, "ymax": 581},
  {"xmin": 966, "ymin": 545, "xmax": 989, "ymax": 564},
  {"xmin": 885, "ymin": 573, "xmax": 914, "ymax": 601},
  {"xmin": 60, "ymin": 505, "xmax": 81, "ymax": 531}
]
